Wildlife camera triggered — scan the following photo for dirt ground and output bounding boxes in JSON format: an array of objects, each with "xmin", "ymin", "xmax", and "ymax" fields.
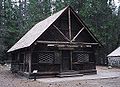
[{"xmin": 0, "ymin": 65, "xmax": 120, "ymax": 87}]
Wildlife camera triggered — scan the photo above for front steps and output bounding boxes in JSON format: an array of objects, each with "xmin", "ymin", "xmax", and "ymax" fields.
[
  {"xmin": 56, "ymin": 69, "xmax": 97, "ymax": 77},
  {"xmin": 56, "ymin": 71, "xmax": 83, "ymax": 77},
  {"xmin": 56, "ymin": 73, "xmax": 83, "ymax": 77}
]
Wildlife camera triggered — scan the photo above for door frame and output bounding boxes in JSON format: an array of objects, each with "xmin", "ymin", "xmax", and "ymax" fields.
[{"xmin": 61, "ymin": 50, "xmax": 73, "ymax": 71}]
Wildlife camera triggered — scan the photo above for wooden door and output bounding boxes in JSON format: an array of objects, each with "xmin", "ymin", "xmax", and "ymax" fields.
[{"xmin": 62, "ymin": 50, "xmax": 71, "ymax": 71}]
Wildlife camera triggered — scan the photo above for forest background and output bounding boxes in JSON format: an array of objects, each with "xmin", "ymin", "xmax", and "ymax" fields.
[{"xmin": 0, "ymin": 0, "xmax": 120, "ymax": 65}]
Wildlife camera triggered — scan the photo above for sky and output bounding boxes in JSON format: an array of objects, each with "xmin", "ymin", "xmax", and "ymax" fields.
[{"xmin": 114, "ymin": 0, "xmax": 120, "ymax": 7}]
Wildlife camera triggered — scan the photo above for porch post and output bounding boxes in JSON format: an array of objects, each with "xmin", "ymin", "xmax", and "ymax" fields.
[
  {"xmin": 70, "ymin": 51, "xmax": 73, "ymax": 70},
  {"xmin": 60, "ymin": 51, "xmax": 62, "ymax": 73},
  {"xmin": 17, "ymin": 52, "xmax": 20, "ymax": 71},
  {"xmin": 28, "ymin": 51, "xmax": 31, "ymax": 74}
]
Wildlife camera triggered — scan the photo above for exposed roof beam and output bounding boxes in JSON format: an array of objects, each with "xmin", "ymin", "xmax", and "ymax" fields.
[
  {"xmin": 70, "ymin": 9, "xmax": 99, "ymax": 43},
  {"xmin": 36, "ymin": 40, "xmax": 99, "ymax": 45},
  {"xmin": 71, "ymin": 27, "xmax": 84, "ymax": 42},
  {"xmin": 75, "ymin": 42, "xmax": 99, "ymax": 45},
  {"xmin": 68, "ymin": 7, "xmax": 72, "ymax": 40},
  {"xmin": 37, "ymin": 41, "xmax": 70, "ymax": 44},
  {"xmin": 53, "ymin": 24, "xmax": 70, "ymax": 41}
]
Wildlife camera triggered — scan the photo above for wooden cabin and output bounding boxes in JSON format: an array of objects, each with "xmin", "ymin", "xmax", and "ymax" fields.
[{"xmin": 8, "ymin": 6, "xmax": 101, "ymax": 78}]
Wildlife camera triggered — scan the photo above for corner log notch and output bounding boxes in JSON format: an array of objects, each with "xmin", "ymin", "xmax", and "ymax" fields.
[{"xmin": 8, "ymin": 6, "xmax": 101, "ymax": 78}]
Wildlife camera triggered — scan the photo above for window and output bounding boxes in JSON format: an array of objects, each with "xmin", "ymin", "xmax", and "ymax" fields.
[
  {"xmin": 77, "ymin": 53, "xmax": 89, "ymax": 62},
  {"xmin": 38, "ymin": 52, "xmax": 54, "ymax": 64},
  {"xmin": 73, "ymin": 52, "xmax": 89, "ymax": 63}
]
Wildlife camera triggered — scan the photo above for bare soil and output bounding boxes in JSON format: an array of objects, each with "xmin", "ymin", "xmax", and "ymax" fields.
[{"xmin": 0, "ymin": 65, "xmax": 120, "ymax": 87}]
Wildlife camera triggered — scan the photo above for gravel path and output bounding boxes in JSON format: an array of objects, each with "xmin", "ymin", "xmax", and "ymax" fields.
[{"xmin": 0, "ymin": 65, "xmax": 120, "ymax": 87}]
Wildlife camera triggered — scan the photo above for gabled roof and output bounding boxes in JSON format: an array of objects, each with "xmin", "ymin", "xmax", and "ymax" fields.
[
  {"xmin": 8, "ymin": 6, "xmax": 101, "ymax": 52},
  {"xmin": 7, "ymin": 7, "xmax": 68, "ymax": 52},
  {"xmin": 107, "ymin": 47, "xmax": 120, "ymax": 57}
]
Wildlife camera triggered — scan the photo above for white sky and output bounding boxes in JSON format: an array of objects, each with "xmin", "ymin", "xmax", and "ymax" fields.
[{"xmin": 114, "ymin": 0, "xmax": 120, "ymax": 6}]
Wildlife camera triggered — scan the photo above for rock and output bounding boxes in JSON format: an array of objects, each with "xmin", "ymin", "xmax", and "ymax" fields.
[{"xmin": 108, "ymin": 66, "xmax": 112, "ymax": 69}]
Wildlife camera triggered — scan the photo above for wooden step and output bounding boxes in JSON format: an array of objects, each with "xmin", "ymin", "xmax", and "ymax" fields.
[
  {"xmin": 59, "ymin": 71, "xmax": 80, "ymax": 75},
  {"xmin": 56, "ymin": 74, "xmax": 83, "ymax": 78}
]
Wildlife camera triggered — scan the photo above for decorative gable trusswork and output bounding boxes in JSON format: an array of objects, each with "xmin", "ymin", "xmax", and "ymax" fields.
[{"xmin": 8, "ymin": 6, "xmax": 101, "ymax": 53}]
